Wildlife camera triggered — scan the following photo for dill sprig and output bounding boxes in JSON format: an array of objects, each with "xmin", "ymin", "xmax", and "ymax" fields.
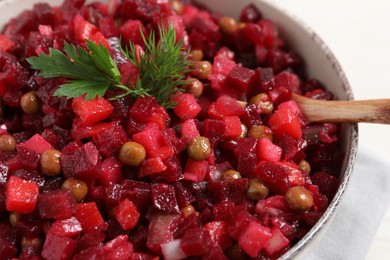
[{"xmin": 121, "ymin": 24, "xmax": 191, "ymax": 109}]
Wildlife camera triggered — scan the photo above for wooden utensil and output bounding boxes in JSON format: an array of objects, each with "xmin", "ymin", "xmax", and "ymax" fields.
[{"xmin": 292, "ymin": 93, "xmax": 390, "ymax": 124}]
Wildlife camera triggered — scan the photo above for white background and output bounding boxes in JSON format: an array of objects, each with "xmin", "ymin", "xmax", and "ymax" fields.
[{"xmin": 273, "ymin": 0, "xmax": 390, "ymax": 259}]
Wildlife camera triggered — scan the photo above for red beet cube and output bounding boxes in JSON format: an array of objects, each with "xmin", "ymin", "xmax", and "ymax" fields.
[
  {"xmin": 71, "ymin": 119, "xmax": 119, "ymax": 141},
  {"xmin": 173, "ymin": 93, "xmax": 201, "ymax": 121},
  {"xmin": 180, "ymin": 227, "xmax": 210, "ymax": 256},
  {"xmin": 163, "ymin": 15, "xmax": 185, "ymax": 41},
  {"xmin": 60, "ymin": 141, "xmax": 81, "ymax": 178},
  {"xmin": 102, "ymin": 235, "xmax": 134, "ymax": 260},
  {"xmin": 133, "ymin": 123, "xmax": 165, "ymax": 157},
  {"xmin": 264, "ymin": 228, "xmax": 290, "ymax": 256},
  {"xmin": 99, "ymin": 157, "xmax": 122, "ymax": 187},
  {"xmin": 184, "ymin": 159, "xmax": 209, "ymax": 182},
  {"xmin": 205, "ymin": 221, "xmax": 232, "ymax": 250},
  {"xmin": 73, "ymin": 14, "xmax": 99, "ymax": 42},
  {"xmin": 130, "ymin": 96, "xmax": 161, "ymax": 123},
  {"xmin": 72, "ymin": 96, "xmax": 114, "ymax": 125},
  {"xmin": 74, "ymin": 228, "xmax": 106, "ymax": 253},
  {"xmin": 119, "ymin": 19, "xmax": 146, "ymax": 46},
  {"xmin": 269, "ymin": 109, "xmax": 302, "ymax": 139},
  {"xmin": 50, "ymin": 216, "xmax": 82, "ymax": 237},
  {"xmin": 0, "ymin": 34, "xmax": 16, "ymax": 52},
  {"xmin": 151, "ymin": 183, "xmax": 179, "ymax": 213},
  {"xmin": 74, "ymin": 142, "xmax": 101, "ymax": 182},
  {"xmin": 19, "ymin": 133, "xmax": 54, "ymax": 154},
  {"xmin": 113, "ymin": 199, "xmax": 140, "ymax": 230},
  {"xmin": 207, "ymin": 95, "xmax": 245, "ymax": 119},
  {"xmin": 138, "ymin": 157, "xmax": 167, "ymax": 177},
  {"xmin": 225, "ymin": 65, "xmax": 256, "ymax": 92},
  {"xmin": 222, "ymin": 116, "xmax": 242, "ymax": 138},
  {"xmin": 38, "ymin": 189, "xmax": 76, "ymax": 219},
  {"xmin": 121, "ymin": 180, "xmax": 152, "ymax": 213},
  {"xmin": 257, "ymin": 138, "xmax": 282, "ymax": 162},
  {"xmin": 75, "ymin": 202, "xmax": 106, "ymax": 232},
  {"xmin": 238, "ymin": 221, "xmax": 272, "ymax": 257},
  {"xmin": 146, "ymin": 214, "xmax": 183, "ymax": 254},
  {"xmin": 6, "ymin": 176, "xmax": 39, "ymax": 214},
  {"xmin": 99, "ymin": 16, "xmax": 118, "ymax": 38},
  {"xmin": 16, "ymin": 146, "xmax": 40, "ymax": 170},
  {"xmin": 149, "ymin": 145, "xmax": 175, "ymax": 161},
  {"xmin": 41, "ymin": 232, "xmax": 77, "ymax": 260},
  {"xmin": 0, "ymin": 238, "xmax": 17, "ymax": 260},
  {"xmin": 181, "ymin": 119, "xmax": 200, "ymax": 142},
  {"xmin": 92, "ymin": 124, "xmax": 128, "ymax": 157}
]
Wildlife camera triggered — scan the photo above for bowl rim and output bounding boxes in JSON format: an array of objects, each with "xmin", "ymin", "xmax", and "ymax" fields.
[{"xmin": 0, "ymin": 0, "xmax": 359, "ymax": 258}]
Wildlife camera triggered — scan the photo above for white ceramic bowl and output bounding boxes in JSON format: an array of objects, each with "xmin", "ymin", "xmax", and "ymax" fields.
[{"xmin": 0, "ymin": 0, "xmax": 358, "ymax": 258}]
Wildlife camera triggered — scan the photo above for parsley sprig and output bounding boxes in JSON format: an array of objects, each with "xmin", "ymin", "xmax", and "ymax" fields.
[{"xmin": 26, "ymin": 25, "xmax": 190, "ymax": 108}]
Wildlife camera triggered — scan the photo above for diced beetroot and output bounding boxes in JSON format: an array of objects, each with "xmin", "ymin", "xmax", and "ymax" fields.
[
  {"xmin": 182, "ymin": 5, "xmax": 199, "ymax": 27},
  {"xmin": 181, "ymin": 119, "xmax": 200, "ymax": 142},
  {"xmin": 41, "ymin": 232, "xmax": 77, "ymax": 260},
  {"xmin": 205, "ymin": 221, "xmax": 232, "ymax": 250},
  {"xmin": 50, "ymin": 216, "xmax": 82, "ymax": 237},
  {"xmin": 72, "ymin": 119, "xmax": 119, "ymax": 140},
  {"xmin": 163, "ymin": 15, "xmax": 185, "ymax": 41},
  {"xmin": 255, "ymin": 161, "xmax": 300, "ymax": 184},
  {"xmin": 257, "ymin": 138, "xmax": 282, "ymax": 162},
  {"xmin": 6, "ymin": 176, "xmax": 39, "ymax": 214},
  {"xmin": 311, "ymin": 171, "xmax": 339, "ymax": 199},
  {"xmin": 72, "ymin": 96, "xmax": 114, "ymax": 125},
  {"xmin": 38, "ymin": 189, "xmax": 76, "ymax": 219},
  {"xmin": 222, "ymin": 116, "xmax": 242, "ymax": 138},
  {"xmin": 75, "ymin": 202, "xmax": 107, "ymax": 232},
  {"xmin": 119, "ymin": 19, "xmax": 146, "ymax": 46},
  {"xmin": 72, "ymin": 142, "xmax": 100, "ymax": 181},
  {"xmin": 235, "ymin": 138, "xmax": 257, "ymax": 176},
  {"xmin": 151, "ymin": 183, "xmax": 179, "ymax": 213},
  {"xmin": 138, "ymin": 157, "xmax": 167, "ymax": 177},
  {"xmin": 102, "ymin": 235, "xmax": 134, "ymax": 260},
  {"xmin": 74, "ymin": 229, "xmax": 106, "ymax": 253},
  {"xmin": 173, "ymin": 93, "xmax": 201, "ymax": 121},
  {"xmin": 158, "ymin": 156, "xmax": 183, "ymax": 183},
  {"xmin": 180, "ymin": 227, "xmax": 210, "ymax": 256},
  {"xmin": 269, "ymin": 109, "xmax": 302, "ymax": 139},
  {"xmin": 16, "ymin": 146, "xmax": 40, "ymax": 170},
  {"xmin": 238, "ymin": 221, "xmax": 272, "ymax": 257},
  {"xmin": 207, "ymin": 96, "xmax": 245, "ymax": 119},
  {"xmin": 225, "ymin": 65, "xmax": 256, "ymax": 92},
  {"xmin": 184, "ymin": 159, "xmax": 209, "ymax": 182},
  {"xmin": 146, "ymin": 214, "xmax": 183, "ymax": 254},
  {"xmin": 0, "ymin": 35, "xmax": 16, "ymax": 52},
  {"xmin": 73, "ymin": 246, "xmax": 102, "ymax": 260},
  {"xmin": 121, "ymin": 180, "xmax": 152, "ymax": 213},
  {"xmin": 99, "ymin": 157, "xmax": 122, "ymax": 187},
  {"xmin": 149, "ymin": 145, "xmax": 175, "ymax": 161},
  {"xmin": 0, "ymin": 238, "xmax": 17, "ymax": 260},
  {"xmin": 19, "ymin": 133, "xmax": 54, "ymax": 155},
  {"xmin": 207, "ymin": 162, "xmax": 232, "ymax": 181},
  {"xmin": 130, "ymin": 96, "xmax": 160, "ymax": 123},
  {"xmin": 240, "ymin": 4, "xmax": 262, "ymax": 23},
  {"xmin": 133, "ymin": 123, "xmax": 165, "ymax": 157},
  {"xmin": 120, "ymin": 61, "xmax": 139, "ymax": 87},
  {"xmin": 173, "ymin": 182, "xmax": 195, "ymax": 209},
  {"xmin": 73, "ymin": 14, "xmax": 99, "ymax": 42},
  {"xmin": 264, "ymin": 228, "xmax": 290, "ymax": 256},
  {"xmin": 92, "ymin": 124, "xmax": 128, "ymax": 157},
  {"xmin": 161, "ymin": 239, "xmax": 187, "ymax": 260},
  {"xmin": 202, "ymin": 119, "xmax": 226, "ymax": 143},
  {"xmin": 113, "ymin": 199, "xmax": 140, "ymax": 230},
  {"xmin": 60, "ymin": 141, "xmax": 81, "ymax": 178},
  {"xmin": 99, "ymin": 16, "xmax": 118, "ymax": 37},
  {"xmin": 228, "ymin": 207, "xmax": 257, "ymax": 239},
  {"xmin": 90, "ymin": 31, "xmax": 110, "ymax": 49}
]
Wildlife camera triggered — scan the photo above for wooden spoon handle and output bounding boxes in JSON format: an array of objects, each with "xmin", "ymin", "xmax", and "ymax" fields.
[{"xmin": 292, "ymin": 93, "xmax": 390, "ymax": 124}]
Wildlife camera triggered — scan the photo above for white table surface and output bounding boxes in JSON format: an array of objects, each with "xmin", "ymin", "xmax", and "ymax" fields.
[{"xmin": 273, "ymin": 0, "xmax": 390, "ymax": 259}]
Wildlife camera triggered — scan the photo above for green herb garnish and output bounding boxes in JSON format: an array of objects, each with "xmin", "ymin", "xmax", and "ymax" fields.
[
  {"xmin": 121, "ymin": 24, "xmax": 191, "ymax": 109},
  {"xmin": 26, "ymin": 25, "xmax": 190, "ymax": 108}
]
